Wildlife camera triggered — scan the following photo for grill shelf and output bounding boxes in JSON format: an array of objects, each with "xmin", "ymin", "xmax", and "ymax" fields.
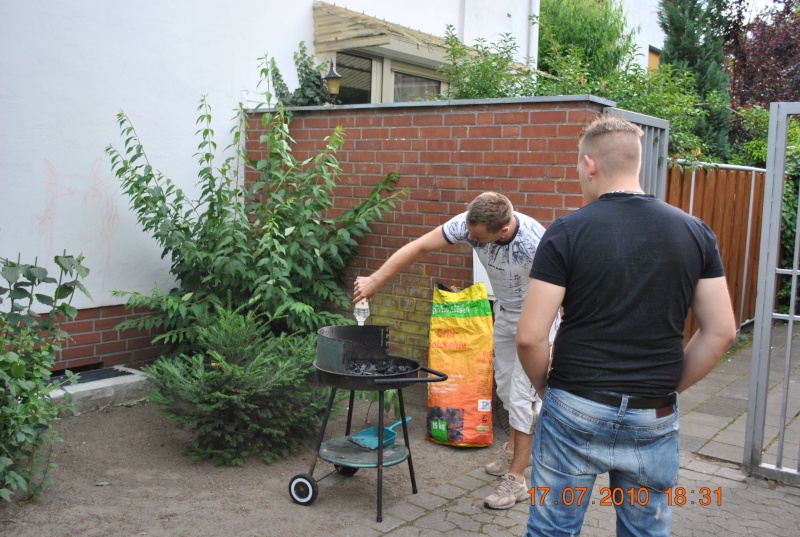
[{"xmin": 288, "ymin": 325, "xmax": 447, "ymax": 523}]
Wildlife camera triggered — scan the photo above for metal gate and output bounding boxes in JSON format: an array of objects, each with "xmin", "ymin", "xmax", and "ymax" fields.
[
  {"xmin": 604, "ymin": 107, "xmax": 670, "ymax": 199},
  {"xmin": 744, "ymin": 102, "xmax": 800, "ymax": 485}
]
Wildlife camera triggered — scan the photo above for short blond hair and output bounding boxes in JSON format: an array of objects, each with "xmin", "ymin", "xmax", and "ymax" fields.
[
  {"xmin": 578, "ymin": 115, "xmax": 643, "ymax": 178},
  {"xmin": 466, "ymin": 192, "xmax": 514, "ymax": 233}
]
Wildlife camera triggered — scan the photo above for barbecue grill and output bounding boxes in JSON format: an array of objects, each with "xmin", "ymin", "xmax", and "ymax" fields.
[{"xmin": 288, "ymin": 325, "xmax": 447, "ymax": 522}]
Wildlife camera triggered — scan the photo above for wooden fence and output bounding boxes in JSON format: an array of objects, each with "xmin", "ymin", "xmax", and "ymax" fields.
[{"xmin": 665, "ymin": 163, "xmax": 767, "ymax": 341}]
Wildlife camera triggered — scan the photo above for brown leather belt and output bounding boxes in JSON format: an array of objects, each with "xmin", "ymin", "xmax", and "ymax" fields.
[{"xmin": 568, "ymin": 390, "xmax": 676, "ymax": 417}]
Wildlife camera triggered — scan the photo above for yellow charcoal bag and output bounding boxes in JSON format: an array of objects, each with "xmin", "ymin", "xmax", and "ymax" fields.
[{"xmin": 426, "ymin": 282, "xmax": 493, "ymax": 447}]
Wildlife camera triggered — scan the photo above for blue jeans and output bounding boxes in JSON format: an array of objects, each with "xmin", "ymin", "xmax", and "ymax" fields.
[{"xmin": 525, "ymin": 388, "xmax": 679, "ymax": 537}]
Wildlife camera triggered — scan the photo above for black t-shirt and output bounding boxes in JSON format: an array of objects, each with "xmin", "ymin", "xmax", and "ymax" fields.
[{"xmin": 529, "ymin": 193, "xmax": 725, "ymax": 396}]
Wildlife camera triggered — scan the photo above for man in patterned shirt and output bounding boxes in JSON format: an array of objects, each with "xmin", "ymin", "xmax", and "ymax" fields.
[{"xmin": 354, "ymin": 192, "xmax": 557, "ymax": 510}]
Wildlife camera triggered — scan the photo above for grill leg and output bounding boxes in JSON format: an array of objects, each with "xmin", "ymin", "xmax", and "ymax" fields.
[
  {"xmin": 376, "ymin": 390, "xmax": 385, "ymax": 522},
  {"xmin": 308, "ymin": 387, "xmax": 337, "ymax": 476},
  {"xmin": 345, "ymin": 390, "xmax": 356, "ymax": 435},
  {"xmin": 397, "ymin": 388, "xmax": 417, "ymax": 493}
]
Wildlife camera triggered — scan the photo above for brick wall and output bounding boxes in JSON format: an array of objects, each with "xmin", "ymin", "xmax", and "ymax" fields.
[
  {"xmin": 54, "ymin": 305, "xmax": 162, "ymax": 372},
  {"xmin": 246, "ymin": 96, "xmax": 610, "ymax": 363}
]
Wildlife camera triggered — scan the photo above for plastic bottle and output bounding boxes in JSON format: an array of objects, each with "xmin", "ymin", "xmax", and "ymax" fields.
[{"xmin": 354, "ymin": 277, "xmax": 370, "ymax": 326}]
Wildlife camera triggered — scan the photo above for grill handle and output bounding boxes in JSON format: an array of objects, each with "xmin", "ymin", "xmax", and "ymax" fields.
[{"xmin": 373, "ymin": 365, "xmax": 448, "ymax": 385}]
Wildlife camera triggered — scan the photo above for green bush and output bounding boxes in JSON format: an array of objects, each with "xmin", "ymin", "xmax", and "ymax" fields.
[
  {"xmin": 0, "ymin": 254, "xmax": 89, "ymax": 501},
  {"xmin": 439, "ymin": 25, "xmax": 536, "ymax": 100},
  {"xmin": 144, "ymin": 304, "xmax": 330, "ymax": 465},
  {"xmin": 106, "ymin": 55, "xmax": 407, "ymax": 351},
  {"xmin": 536, "ymin": 0, "xmax": 638, "ymax": 80}
]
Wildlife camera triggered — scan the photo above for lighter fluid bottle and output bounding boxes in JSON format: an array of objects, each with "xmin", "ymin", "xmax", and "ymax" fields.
[{"xmin": 354, "ymin": 277, "xmax": 370, "ymax": 326}]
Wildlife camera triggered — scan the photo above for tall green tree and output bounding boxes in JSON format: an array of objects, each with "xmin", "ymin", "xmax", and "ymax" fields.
[
  {"xmin": 536, "ymin": 0, "xmax": 638, "ymax": 80},
  {"xmin": 658, "ymin": 0, "xmax": 732, "ymax": 160}
]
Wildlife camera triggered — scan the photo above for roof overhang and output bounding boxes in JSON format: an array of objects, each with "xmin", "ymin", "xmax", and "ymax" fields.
[{"xmin": 313, "ymin": 1, "xmax": 449, "ymax": 70}]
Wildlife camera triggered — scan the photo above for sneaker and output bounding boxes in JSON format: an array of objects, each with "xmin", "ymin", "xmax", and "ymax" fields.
[
  {"xmin": 484, "ymin": 442, "xmax": 534, "ymax": 476},
  {"xmin": 484, "ymin": 442, "xmax": 513, "ymax": 476},
  {"xmin": 484, "ymin": 473, "xmax": 529, "ymax": 510}
]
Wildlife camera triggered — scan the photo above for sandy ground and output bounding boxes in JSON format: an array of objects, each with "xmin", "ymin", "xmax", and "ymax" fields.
[{"xmin": 0, "ymin": 386, "xmax": 501, "ymax": 537}]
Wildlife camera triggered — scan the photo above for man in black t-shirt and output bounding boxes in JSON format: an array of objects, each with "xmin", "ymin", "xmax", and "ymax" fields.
[{"xmin": 516, "ymin": 115, "xmax": 736, "ymax": 537}]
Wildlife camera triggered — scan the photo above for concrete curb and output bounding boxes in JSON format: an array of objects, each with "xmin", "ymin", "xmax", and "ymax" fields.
[{"xmin": 50, "ymin": 366, "xmax": 149, "ymax": 415}]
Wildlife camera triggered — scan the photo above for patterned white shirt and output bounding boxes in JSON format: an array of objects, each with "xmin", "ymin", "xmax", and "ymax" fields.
[{"xmin": 442, "ymin": 211, "xmax": 546, "ymax": 313}]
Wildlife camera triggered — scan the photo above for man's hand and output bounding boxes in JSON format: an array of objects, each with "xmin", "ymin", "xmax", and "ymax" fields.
[{"xmin": 354, "ymin": 275, "xmax": 379, "ymax": 303}]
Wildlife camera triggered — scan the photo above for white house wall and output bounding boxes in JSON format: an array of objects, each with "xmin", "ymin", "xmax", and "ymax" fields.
[{"xmin": 0, "ymin": 0, "xmax": 656, "ymax": 311}]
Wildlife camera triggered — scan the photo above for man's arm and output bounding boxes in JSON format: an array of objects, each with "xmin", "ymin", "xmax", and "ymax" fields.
[
  {"xmin": 354, "ymin": 226, "xmax": 450, "ymax": 302},
  {"xmin": 516, "ymin": 278, "xmax": 565, "ymax": 399},
  {"xmin": 677, "ymin": 276, "xmax": 737, "ymax": 393}
]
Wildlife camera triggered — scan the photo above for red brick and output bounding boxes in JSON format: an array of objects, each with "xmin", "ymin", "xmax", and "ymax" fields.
[
  {"xmin": 460, "ymin": 139, "xmax": 492, "ymax": 151},
  {"xmin": 494, "ymin": 138, "xmax": 528, "ymax": 151},
  {"xmin": 558, "ymin": 123, "xmax": 587, "ymax": 138},
  {"xmin": 522, "ymin": 124, "xmax": 558, "ymax": 138},
  {"xmin": 520, "ymin": 152, "xmax": 555, "ymax": 165},
  {"xmin": 427, "ymin": 164, "xmax": 459, "ymax": 177},
  {"xmin": 531, "ymin": 111, "xmax": 568, "ymax": 123},
  {"xmin": 468, "ymin": 178, "xmax": 503, "ymax": 189},
  {"xmin": 75, "ymin": 307, "xmax": 103, "ymax": 320},
  {"xmin": 519, "ymin": 179, "xmax": 557, "ymax": 193},
  {"xmin": 354, "ymin": 139, "xmax": 384, "ymax": 150},
  {"xmin": 65, "ymin": 356, "xmax": 104, "ymax": 370},
  {"xmin": 384, "ymin": 139, "xmax": 413, "ymax": 151},
  {"xmin": 96, "ymin": 340, "xmax": 128, "ymax": 355},
  {"xmin": 102, "ymin": 353, "xmax": 136, "ymax": 367},
  {"xmin": 61, "ymin": 320, "xmax": 95, "ymax": 333},
  {"xmin": 528, "ymin": 193, "xmax": 565, "ymax": 207},
  {"xmin": 361, "ymin": 127, "xmax": 390, "ymax": 139},
  {"xmin": 567, "ymin": 110, "xmax": 598, "ymax": 125},
  {"xmin": 413, "ymin": 114, "xmax": 444, "ymax": 126},
  {"xmin": 355, "ymin": 115, "xmax": 383, "ymax": 127},
  {"xmin": 383, "ymin": 114, "xmax": 413, "ymax": 126},
  {"xmin": 469, "ymin": 126, "xmax": 502, "ymax": 138},
  {"xmin": 302, "ymin": 117, "xmax": 330, "ymax": 128},
  {"xmin": 545, "ymin": 166, "xmax": 568, "ymax": 179},
  {"xmin": 348, "ymin": 151, "xmax": 377, "ymax": 162},
  {"xmin": 427, "ymin": 139, "xmax": 458, "ymax": 151},
  {"xmin": 453, "ymin": 152, "xmax": 483, "ymax": 163},
  {"xmin": 475, "ymin": 165, "xmax": 510, "ymax": 177},
  {"xmin": 484, "ymin": 152, "xmax": 518, "ymax": 164},
  {"xmin": 59, "ymin": 346, "xmax": 94, "ymax": 361},
  {"xmin": 419, "ymin": 127, "xmax": 451, "ymax": 138},
  {"xmin": 419, "ymin": 152, "xmax": 451, "ymax": 163},
  {"xmin": 548, "ymin": 138, "xmax": 580, "ymax": 151},
  {"xmin": 389, "ymin": 127, "xmax": 420, "ymax": 138},
  {"xmin": 510, "ymin": 165, "xmax": 547, "ymax": 179},
  {"xmin": 495, "ymin": 112, "xmax": 529, "ymax": 124},
  {"xmin": 444, "ymin": 113, "xmax": 477, "ymax": 125},
  {"xmin": 65, "ymin": 332, "xmax": 102, "ymax": 346}
]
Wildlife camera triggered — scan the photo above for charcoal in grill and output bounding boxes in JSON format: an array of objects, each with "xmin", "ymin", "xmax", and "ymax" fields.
[{"xmin": 347, "ymin": 359, "xmax": 416, "ymax": 376}]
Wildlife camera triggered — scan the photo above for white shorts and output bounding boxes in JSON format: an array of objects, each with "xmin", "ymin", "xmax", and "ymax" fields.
[{"xmin": 493, "ymin": 303, "xmax": 557, "ymax": 434}]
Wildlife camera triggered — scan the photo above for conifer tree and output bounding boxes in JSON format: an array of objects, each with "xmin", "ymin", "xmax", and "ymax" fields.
[{"xmin": 658, "ymin": 0, "xmax": 732, "ymax": 159}]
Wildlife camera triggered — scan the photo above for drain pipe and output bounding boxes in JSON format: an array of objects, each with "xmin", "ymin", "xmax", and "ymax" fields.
[{"xmin": 527, "ymin": 0, "xmax": 540, "ymax": 67}]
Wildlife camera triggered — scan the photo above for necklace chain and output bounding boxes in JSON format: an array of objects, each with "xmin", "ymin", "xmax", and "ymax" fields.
[{"xmin": 608, "ymin": 189, "xmax": 645, "ymax": 195}]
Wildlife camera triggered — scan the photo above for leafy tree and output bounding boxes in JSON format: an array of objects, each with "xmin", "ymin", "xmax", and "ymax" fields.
[
  {"xmin": 658, "ymin": 0, "xmax": 732, "ymax": 160},
  {"xmin": 106, "ymin": 55, "xmax": 406, "ymax": 351},
  {"xmin": 439, "ymin": 25, "xmax": 536, "ymax": 99},
  {"xmin": 536, "ymin": 48, "xmax": 708, "ymax": 158},
  {"xmin": 726, "ymin": 0, "xmax": 800, "ymax": 108},
  {"xmin": 1, "ymin": 254, "xmax": 89, "ymax": 501},
  {"xmin": 536, "ymin": 0, "xmax": 638, "ymax": 80}
]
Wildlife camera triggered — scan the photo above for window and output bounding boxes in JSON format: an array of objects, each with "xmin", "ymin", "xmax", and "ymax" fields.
[
  {"xmin": 335, "ymin": 53, "xmax": 447, "ymax": 104},
  {"xmin": 337, "ymin": 53, "xmax": 373, "ymax": 105},
  {"xmin": 394, "ymin": 72, "xmax": 441, "ymax": 102}
]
